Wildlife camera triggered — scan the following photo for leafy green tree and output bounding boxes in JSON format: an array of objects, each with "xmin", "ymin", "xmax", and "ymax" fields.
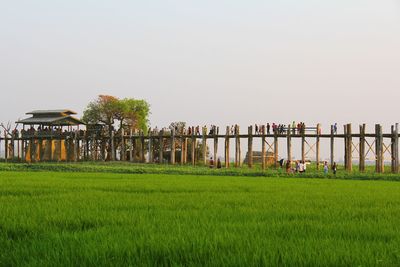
[{"xmin": 82, "ymin": 95, "xmax": 150, "ymax": 134}]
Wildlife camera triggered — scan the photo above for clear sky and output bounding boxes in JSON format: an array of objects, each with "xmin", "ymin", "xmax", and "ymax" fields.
[{"xmin": 1, "ymin": 0, "xmax": 399, "ymax": 134}]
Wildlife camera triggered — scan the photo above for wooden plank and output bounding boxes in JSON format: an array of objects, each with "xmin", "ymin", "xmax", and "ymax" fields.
[
  {"xmin": 359, "ymin": 124, "xmax": 365, "ymax": 172},
  {"xmin": 248, "ymin": 125, "xmax": 253, "ymax": 168}
]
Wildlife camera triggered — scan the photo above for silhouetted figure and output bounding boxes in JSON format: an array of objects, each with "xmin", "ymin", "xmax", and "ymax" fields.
[{"xmin": 217, "ymin": 158, "xmax": 222, "ymax": 169}]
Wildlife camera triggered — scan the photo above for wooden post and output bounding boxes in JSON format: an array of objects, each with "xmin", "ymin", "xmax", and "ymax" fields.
[
  {"xmin": 346, "ymin": 124, "xmax": 353, "ymax": 171},
  {"xmin": 92, "ymin": 134, "xmax": 96, "ymax": 161},
  {"xmin": 192, "ymin": 131, "xmax": 196, "ymax": 166},
  {"xmin": 301, "ymin": 129, "xmax": 305, "ymax": 163},
  {"xmin": 111, "ymin": 131, "xmax": 115, "ymax": 161},
  {"xmin": 140, "ymin": 131, "xmax": 146, "ymax": 163},
  {"xmin": 261, "ymin": 125, "xmax": 266, "ymax": 170},
  {"xmin": 32, "ymin": 135, "xmax": 37, "ymax": 163},
  {"xmin": 391, "ymin": 125, "xmax": 396, "ymax": 173},
  {"xmin": 359, "ymin": 124, "xmax": 366, "ymax": 172},
  {"xmin": 121, "ymin": 129, "xmax": 126, "ymax": 161},
  {"xmin": 225, "ymin": 126, "xmax": 230, "ymax": 168},
  {"xmin": 213, "ymin": 127, "xmax": 218, "ymax": 166},
  {"xmin": 394, "ymin": 123, "xmax": 399, "ymax": 173},
  {"xmin": 375, "ymin": 124, "xmax": 384, "ymax": 173},
  {"xmin": 74, "ymin": 132, "xmax": 78, "ymax": 162},
  {"xmin": 274, "ymin": 130, "xmax": 279, "ymax": 168},
  {"xmin": 21, "ymin": 139, "xmax": 25, "ymax": 162},
  {"xmin": 17, "ymin": 138, "xmax": 20, "ymax": 161},
  {"xmin": 148, "ymin": 131, "xmax": 153, "ymax": 163},
  {"xmin": 287, "ymin": 125, "xmax": 292, "ymax": 163},
  {"xmin": 330, "ymin": 125, "xmax": 334, "ymax": 167},
  {"xmin": 129, "ymin": 130, "xmax": 133, "ymax": 162},
  {"xmin": 344, "ymin": 125, "xmax": 347, "ymax": 170},
  {"xmin": 203, "ymin": 127, "xmax": 207, "ymax": 165},
  {"xmin": 180, "ymin": 133, "xmax": 185, "ymax": 165},
  {"xmin": 171, "ymin": 129, "xmax": 176, "ymax": 165},
  {"xmin": 316, "ymin": 124, "xmax": 320, "ymax": 170},
  {"xmin": 235, "ymin": 125, "xmax": 240, "ymax": 167},
  {"xmin": 4, "ymin": 133, "xmax": 8, "ymax": 162},
  {"xmin": 159, "ymin": 130, "xmax": 164, "ymax": 164},
  {"xmin": 248, "ymin": 125, "xmax": 253, "ymax": 168}
]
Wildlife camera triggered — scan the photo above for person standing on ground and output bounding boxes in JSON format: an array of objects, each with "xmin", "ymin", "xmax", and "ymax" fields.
[
  {"xmin": 332, "ymin": 162, "xmax": 337, "ymax": 175},
  {"xmin": 217, "ymin": 158, "xmax": 222, "ymax": 169},
  {"xmin": 209, "ymin": 157, "xmax": 214, "ymax": 168},
  {"xmin": 324, "ymin": 161, "xmax": 329, "ymax": 175}
]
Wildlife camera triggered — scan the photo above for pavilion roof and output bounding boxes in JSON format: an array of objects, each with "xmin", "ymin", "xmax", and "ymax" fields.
[{"xmin": 16, "ymin": 109, "xmax": 84, "ymax": 126}]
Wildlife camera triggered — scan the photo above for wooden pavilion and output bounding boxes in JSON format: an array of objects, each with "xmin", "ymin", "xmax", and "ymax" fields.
[{"xmin": 16, "ymin": 109, "xmax": 84, "ymax": 162}]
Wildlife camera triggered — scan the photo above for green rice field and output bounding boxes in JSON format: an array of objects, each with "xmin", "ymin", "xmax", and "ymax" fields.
[{"xmin": 1, "ymin": 166, "xmax": 400, "ymax": 266}]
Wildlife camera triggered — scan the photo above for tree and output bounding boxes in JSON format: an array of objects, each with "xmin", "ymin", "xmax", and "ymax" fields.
[
  {"xmin": 82, "ymin": 95, "xmax": 120, "ymax": 136},
  {"xmin": 82, "ymin": 95, "xmax": 150, "ymax": 134},
  {"xmin": 119, "ymin": 98, "xmax": 150, "ymax": 133}
]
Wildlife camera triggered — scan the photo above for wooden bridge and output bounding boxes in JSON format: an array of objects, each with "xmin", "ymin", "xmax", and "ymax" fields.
[{"xmin": 0, "ymin": 123, "xmax": 399, "ymax": 174}]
